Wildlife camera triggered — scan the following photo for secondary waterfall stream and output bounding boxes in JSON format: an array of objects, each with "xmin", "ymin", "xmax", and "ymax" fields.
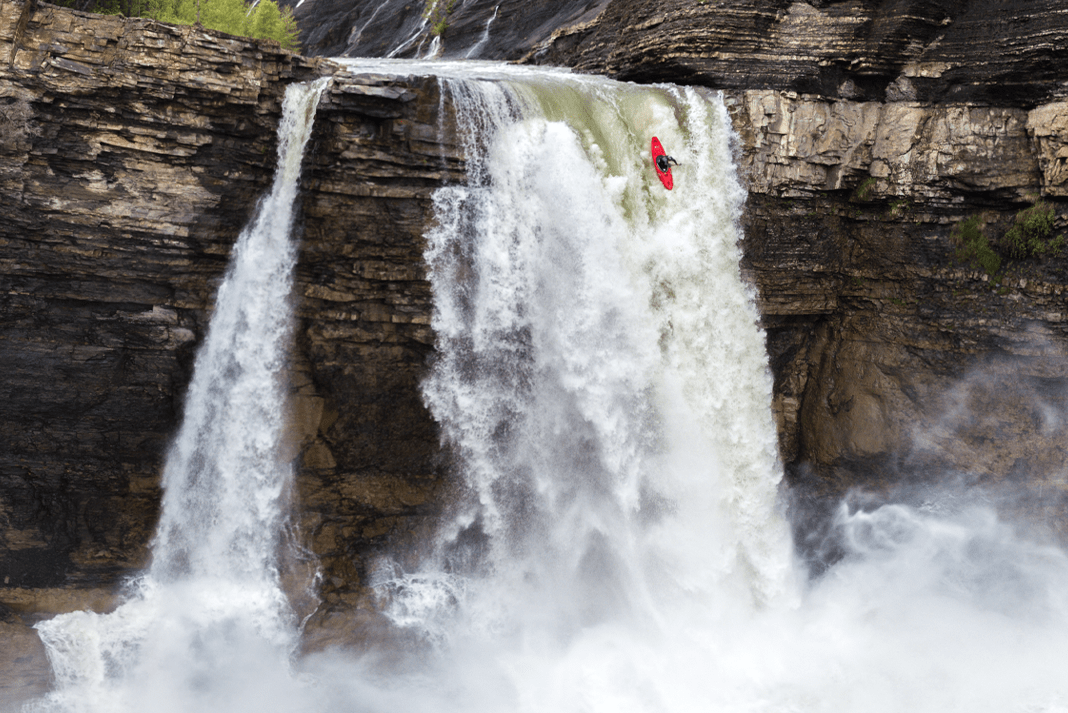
[
  {"xmin": 27, "ymin": 77, "xmax": 331, "ymax": 713},
  {"xmin": 25, "ymin": 61, "xmax": 1068, "ymax": 713}
]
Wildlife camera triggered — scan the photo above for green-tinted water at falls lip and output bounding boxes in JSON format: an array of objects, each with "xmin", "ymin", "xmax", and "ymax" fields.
[{"xmin": 20, "ymin": 60, "xmax": 1068, "ymax": 713}]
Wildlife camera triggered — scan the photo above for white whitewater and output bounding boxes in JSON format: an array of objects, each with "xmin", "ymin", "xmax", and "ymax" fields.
[
  {"xmin": 27, "ymin": 77, "xmax": 330, "ymax": 713},
  {"xmin": 362, "ymin": 60, "xmax": 801, "ymax": 709},
  {"xmin": 411, "ymin": 63, "xmax": 796, "ymax": 615},
  {"xmin": 26, "ymin": 60, "xmax": 1068, "ymax": 713}
]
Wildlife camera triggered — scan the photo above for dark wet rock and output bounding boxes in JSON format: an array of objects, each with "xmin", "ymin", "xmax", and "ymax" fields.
[
  {"xmin": 528, "ymin": 0, "xmax": 1068, "ymax": 107},
  {"xmin": 286, "ymin": 0, "xmax": 612, "ymax": 60}
]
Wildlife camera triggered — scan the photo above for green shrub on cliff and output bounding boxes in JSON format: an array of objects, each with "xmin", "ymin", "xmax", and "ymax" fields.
[
  {"xmin": 423, "ymin": 0, "xmax": 456, "ymax": 36},
  {"xmin": 851, "ymin": 176, "xmax": 877, "ymax": 203},
  {"xmin": 55, "ymin": 0, "xmax": 299, "ymax": 51},
  {"xmin": 952, "ymin": 215, "xmax": 1002, "ymax": 281},
  {"xmin": 157, "ymin": 0, "xmax": 299, "ymax": 49},
  {"xmin": 952, "ymin": 200, "xmax": 1065, "ymax": 285},
  {"xmin": 1002, "ymin": 200, "xmax": 1064, "ymax": 259}
]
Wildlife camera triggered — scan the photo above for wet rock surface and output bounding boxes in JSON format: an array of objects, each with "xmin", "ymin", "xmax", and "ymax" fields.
[
  {"xmin": 290, "ymin": 0, "xmax": 1068, "ymax": 108},
  {"xmin": 285, "ymin": 67, "xmax": 465, "ymax": 639},
  {"xmin": 286, "ymin": 0, "xmax": 613, "ymax": 61},
  {"xmin": 529, "ymin": 0, "xmax": 1068, "ymax": 107}
]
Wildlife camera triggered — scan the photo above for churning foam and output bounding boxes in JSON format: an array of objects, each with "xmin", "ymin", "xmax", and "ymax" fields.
[{"xmin": 381, "ymin": 64, "xmax": 801, "ymax": 709}]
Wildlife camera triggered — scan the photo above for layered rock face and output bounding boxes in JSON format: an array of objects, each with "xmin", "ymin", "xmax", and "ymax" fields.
[
  {"xmin": 286, "ymin": 68, "xmax": 463, "ymax": 644},
  {"xmin": 728, "ymin": 92, "xmax": 1068, "ymax": 552},
  {"xmin": 531, "ymin": 0, "xmax": 1068, "ymax": 107},
  {"xmin": 0, "ymin": 0, "xmax": 457, "ymax": 699},
  {"xmin": 291, "ymin": 0, "xmax": 1068, "ymax": 108}
]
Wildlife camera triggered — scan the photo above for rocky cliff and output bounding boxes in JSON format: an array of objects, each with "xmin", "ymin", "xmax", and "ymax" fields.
[
  {"xmin": 529, "ymin": 0, "xmax": 1068, "ymax": 106},
  {"xmin": 5, "ymin": 0, "xmax": 1068, "ymax": 704},
  {"xmin": 0, "ymin": 0, "xmax": 456, "ymax": 700},
  {"xmin": 727, "ymin": 91, "xmax": 1068, "ymax": 563}
]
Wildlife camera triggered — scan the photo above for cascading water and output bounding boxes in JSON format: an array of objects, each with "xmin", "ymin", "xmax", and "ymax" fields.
[
  {"xmin": 351, "ymin": 60, "xmax": 801, "ymax": 710},
  {"xmin": 333, "ymin": 61, "xmax": 1068, "ymax": 713},
  {"xmin": 24, "ymin": 60, "xmax": 1068, "ymax": 713},
  {"xmin": 26, "ymin": 77, "xmax": 330, "ymax": 713},
  {"xmin": 393, "ymin": 61, "xmax": 796, "ymax": 621},
  {"xmin": 463, "ymin": 5, "xmax": 498, "ymax": 59}
]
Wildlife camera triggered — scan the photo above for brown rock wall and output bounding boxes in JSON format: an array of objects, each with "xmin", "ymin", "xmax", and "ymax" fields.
[
  {"xmin": 287, "ymin": 71, "xmax": 464, "ymax": 632},
  {"xmin": 731, "ymin": 91, "xmax": 1040, "ymax": 203},
  {"xmin": 530, "ymin": 0, "xmax": 1068, "ymax": 107},
  {"xmin": 729, "ymin": 89, "xmax": 1068, "ymax": 548}
]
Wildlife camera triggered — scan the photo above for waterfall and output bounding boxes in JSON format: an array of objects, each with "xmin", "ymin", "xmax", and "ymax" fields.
[
  {"xmin": 464, "ymin": 5, "xmax": 498, "ymax": 59},
  {"xmin": 24, "ymin": 60, "xmax": 1068, "ymax": 713},
  {"xmin": 407, "ymin": 65, "xmax": 796, "ymax": 618},
  {"xmin": 329, "ymin": 61, "xmax": 1068, "ymax": 713},
  {"xmin": 351, "ymin": 60, "xmax": 802, "ymax": 709},
  {"xmin": 27, "ymin": 77, "xmax": 330, "ymax": 713}
]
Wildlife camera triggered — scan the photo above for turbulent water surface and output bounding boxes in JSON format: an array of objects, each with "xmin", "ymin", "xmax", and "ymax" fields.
[{"xmin": 25, "ymin": 61, "xmax": 1068, "ymax": 713}]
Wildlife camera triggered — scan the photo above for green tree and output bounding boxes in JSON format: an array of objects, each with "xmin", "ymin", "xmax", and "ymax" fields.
[
  {"xmin": 247, "ymin": 0, "xmax": 300, "ymax": 48},
  {"xmin": 422, "ymin": 0, "xmax": 456, "ymax": 37}
]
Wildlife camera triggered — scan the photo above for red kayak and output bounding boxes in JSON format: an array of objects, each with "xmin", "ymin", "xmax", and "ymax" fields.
[{"xmin": 651, "ymin": 136, "xmax": 673, "ymax": 190}]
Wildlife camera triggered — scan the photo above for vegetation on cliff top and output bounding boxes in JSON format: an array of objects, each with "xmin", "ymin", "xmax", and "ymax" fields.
[{"xmin": 55, "ymin": 0, "xmax": 299, "ymax": 50}]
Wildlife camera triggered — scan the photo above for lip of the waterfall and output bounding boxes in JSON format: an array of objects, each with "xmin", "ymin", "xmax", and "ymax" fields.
[{"xmin": 330, "ymin": 57, "xmax": 576, "ymax": 83}]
